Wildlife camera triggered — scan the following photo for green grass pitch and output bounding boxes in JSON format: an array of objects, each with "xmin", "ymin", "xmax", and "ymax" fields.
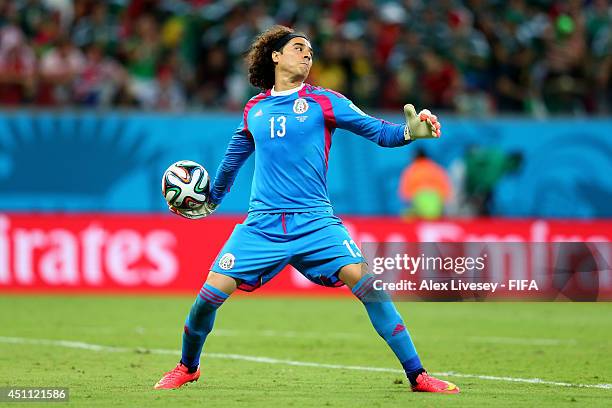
[{"xmin": 0, "ymin": 295, "xmax": 611, "ymax": 407}]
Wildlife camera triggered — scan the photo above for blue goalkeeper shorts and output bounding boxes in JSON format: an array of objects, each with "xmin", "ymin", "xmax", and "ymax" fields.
[{"xmin": 209, "ymin": 209, "xmax": 365, "ymax": 291}]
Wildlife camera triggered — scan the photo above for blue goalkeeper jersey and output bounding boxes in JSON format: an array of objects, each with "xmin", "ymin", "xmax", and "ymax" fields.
[{"xmin": 208, "ymin": 83, "xmax": 410, "ymax": 213}]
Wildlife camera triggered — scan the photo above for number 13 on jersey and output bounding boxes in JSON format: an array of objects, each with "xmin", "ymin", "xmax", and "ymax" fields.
[
  {"xmin": 269, "ymin": 116, "xmax": 286, "ymax": 138},
  {"xmin": 343, "ymin": 239, "xmax": 362, "ymax": 257}
]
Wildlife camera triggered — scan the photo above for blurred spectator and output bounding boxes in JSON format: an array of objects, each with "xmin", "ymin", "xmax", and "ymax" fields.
[
  {"xmin": 154, "ymin": 50, "xmax": 187, "ymax": 111},
  {"xmin": 399, "ymin": 148, "xmax": 452, "ymax": 220},
  {"xmin": 448, "ymin": 7, "xmax": 491, "ymax": 91},
  {"xmin": 309, "ymin": 41, "xmax": 348, "ymax": 93},
  {"xmin": 193, "ymin": 45, "xmax": 230, "ymax": 108},
  {"xmin": 345, "ymin": 39, "xmax": 377, "ymax": 105},
  {"xmin": 586, "ymin": 0, "xmax": 611, "ymax": 113},
  {"xmin": 71, "ymin": 2, "xmax": 120, "ymax": 53},
  {"xmin": 494, "ymin": 45, "xmax": 534, "ymax": 113},
  {"xmin": 448, "ymin": 7, "xmax": 495, "ymax": 115},
  {"xmin": 538, "ymin": 3, "xmax": 590, "ymax": 114},
  {"xmin": 17, "ymin": 0, "xmax": 49, "ymax": 38},
  {"xmin": 121, "ymin": 14, "xmax": 162, "ymax": 108},
  {"xmin": 0, "ymin": 24, "xmax": 36, "ymax": 104},
  {"xmin": 463, "ymin": 146, "xmax": 523, "ymax": 216},
  {"xmin": 38, "ymin": 36, "xmax": 85, "ymax": 105},
  {"xmin": 31, "ymin": 15, "xmax": 60, "ymax": 53},
  {"xmin": 154, "ymin": 67, "xmax": 187, "ymax": 111},
  {"xmin": 0, "ymin": 0, "xmax": 608, "ymax": 113},
  {"xmin": 73, "ymin": 43, "xmax": 124, "ymax": 106},
  {"xmin": 420, "ymin": 50, "xmax": 460, "ymax": 110}
]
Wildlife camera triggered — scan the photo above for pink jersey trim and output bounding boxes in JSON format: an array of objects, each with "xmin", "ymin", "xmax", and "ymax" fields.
[
  {"xmin": 325, "ymin": 88, "xmax": 347, "ymax": 99},
  {"xmin": 243, "ymin": 91, "xmax": 270, "ymax": 138},
  {"xmin": 299, "ymin": 89, "xmax": 336, "ymax": 170},
  {"xmin": 281, "ymin": 212, "xmax": 287, "ymax": 234}
]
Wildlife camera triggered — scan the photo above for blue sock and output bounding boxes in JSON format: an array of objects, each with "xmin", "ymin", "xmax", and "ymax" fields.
[
  {"xmin": 352, "ymin": 274, "xmax": 424, "ymax": 384},
  {"xmin": 180, "ymin": 283, "xmax": 229, "ymax": 371}
]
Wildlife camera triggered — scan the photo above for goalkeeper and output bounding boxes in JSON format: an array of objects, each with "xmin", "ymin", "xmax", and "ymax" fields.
[{"xmin": 156, "ymin": 25, "xmax": 458, "ymax": 394}]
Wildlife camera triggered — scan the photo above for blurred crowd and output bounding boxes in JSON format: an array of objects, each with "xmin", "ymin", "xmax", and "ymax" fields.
[{"xmin": 0, "ymin": 0, "xmax": 610, "ymax": 114}]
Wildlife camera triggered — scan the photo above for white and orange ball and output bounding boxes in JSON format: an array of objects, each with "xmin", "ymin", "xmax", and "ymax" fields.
[{"xmin": 161, "ymin": 160, "xmax": 209, "ymax": 210}]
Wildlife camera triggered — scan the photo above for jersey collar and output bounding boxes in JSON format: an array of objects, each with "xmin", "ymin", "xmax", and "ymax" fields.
[{"xmin": 271, "ymin": 83, "xmax": 305, "ymax": 96}]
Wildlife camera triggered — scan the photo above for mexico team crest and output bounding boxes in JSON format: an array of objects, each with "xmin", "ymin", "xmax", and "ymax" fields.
[
  {"xmin": 218, "ymin": 253, "xmax": 235, "ymax": 270},
  {"xmin": 293, "ymin": 98, "xmax": 309, "ymax": 114}
]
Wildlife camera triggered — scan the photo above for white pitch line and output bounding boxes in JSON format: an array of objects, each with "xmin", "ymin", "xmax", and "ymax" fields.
[{"xmin": 0, "ymin": 336, "xmax": 610, "ymax": 390}]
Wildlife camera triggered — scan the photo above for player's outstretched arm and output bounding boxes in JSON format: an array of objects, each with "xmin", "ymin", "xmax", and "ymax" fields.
[
  {"xmin": 318, "ymin": 89, "xmax": 441, "ymax": 147},
  {"xmin": 403, "ymin": 104, "xmax": 441, "ymax": 140}
]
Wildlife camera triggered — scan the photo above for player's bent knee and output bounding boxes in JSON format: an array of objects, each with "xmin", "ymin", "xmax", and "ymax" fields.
[
  {"xmin": 338, "ymin": 262, "xmax": 369, "ymax": 289},
  {"xmin": 205, "ymin": 271, "xmax": 239, "ymax": 296}
]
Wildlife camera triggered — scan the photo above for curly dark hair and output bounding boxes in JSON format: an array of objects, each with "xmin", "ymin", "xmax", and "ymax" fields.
[{"xmin": 245, "ymin": 25, "xmax": 294, "ymax": 90}]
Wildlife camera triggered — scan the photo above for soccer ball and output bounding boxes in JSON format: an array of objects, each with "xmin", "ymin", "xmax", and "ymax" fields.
[{"xmin": 161, "ymin": 160, "xmax": 210, "ymax": 210}]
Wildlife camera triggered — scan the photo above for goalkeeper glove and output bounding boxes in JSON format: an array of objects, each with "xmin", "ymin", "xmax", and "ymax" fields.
[
  {"xmin": 168, "ymin": 201, "xmax": 218, "ymax": 220},
  {"xmin": 403, "ymin": 104, "xmax": 442, "ymax": 140}
]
